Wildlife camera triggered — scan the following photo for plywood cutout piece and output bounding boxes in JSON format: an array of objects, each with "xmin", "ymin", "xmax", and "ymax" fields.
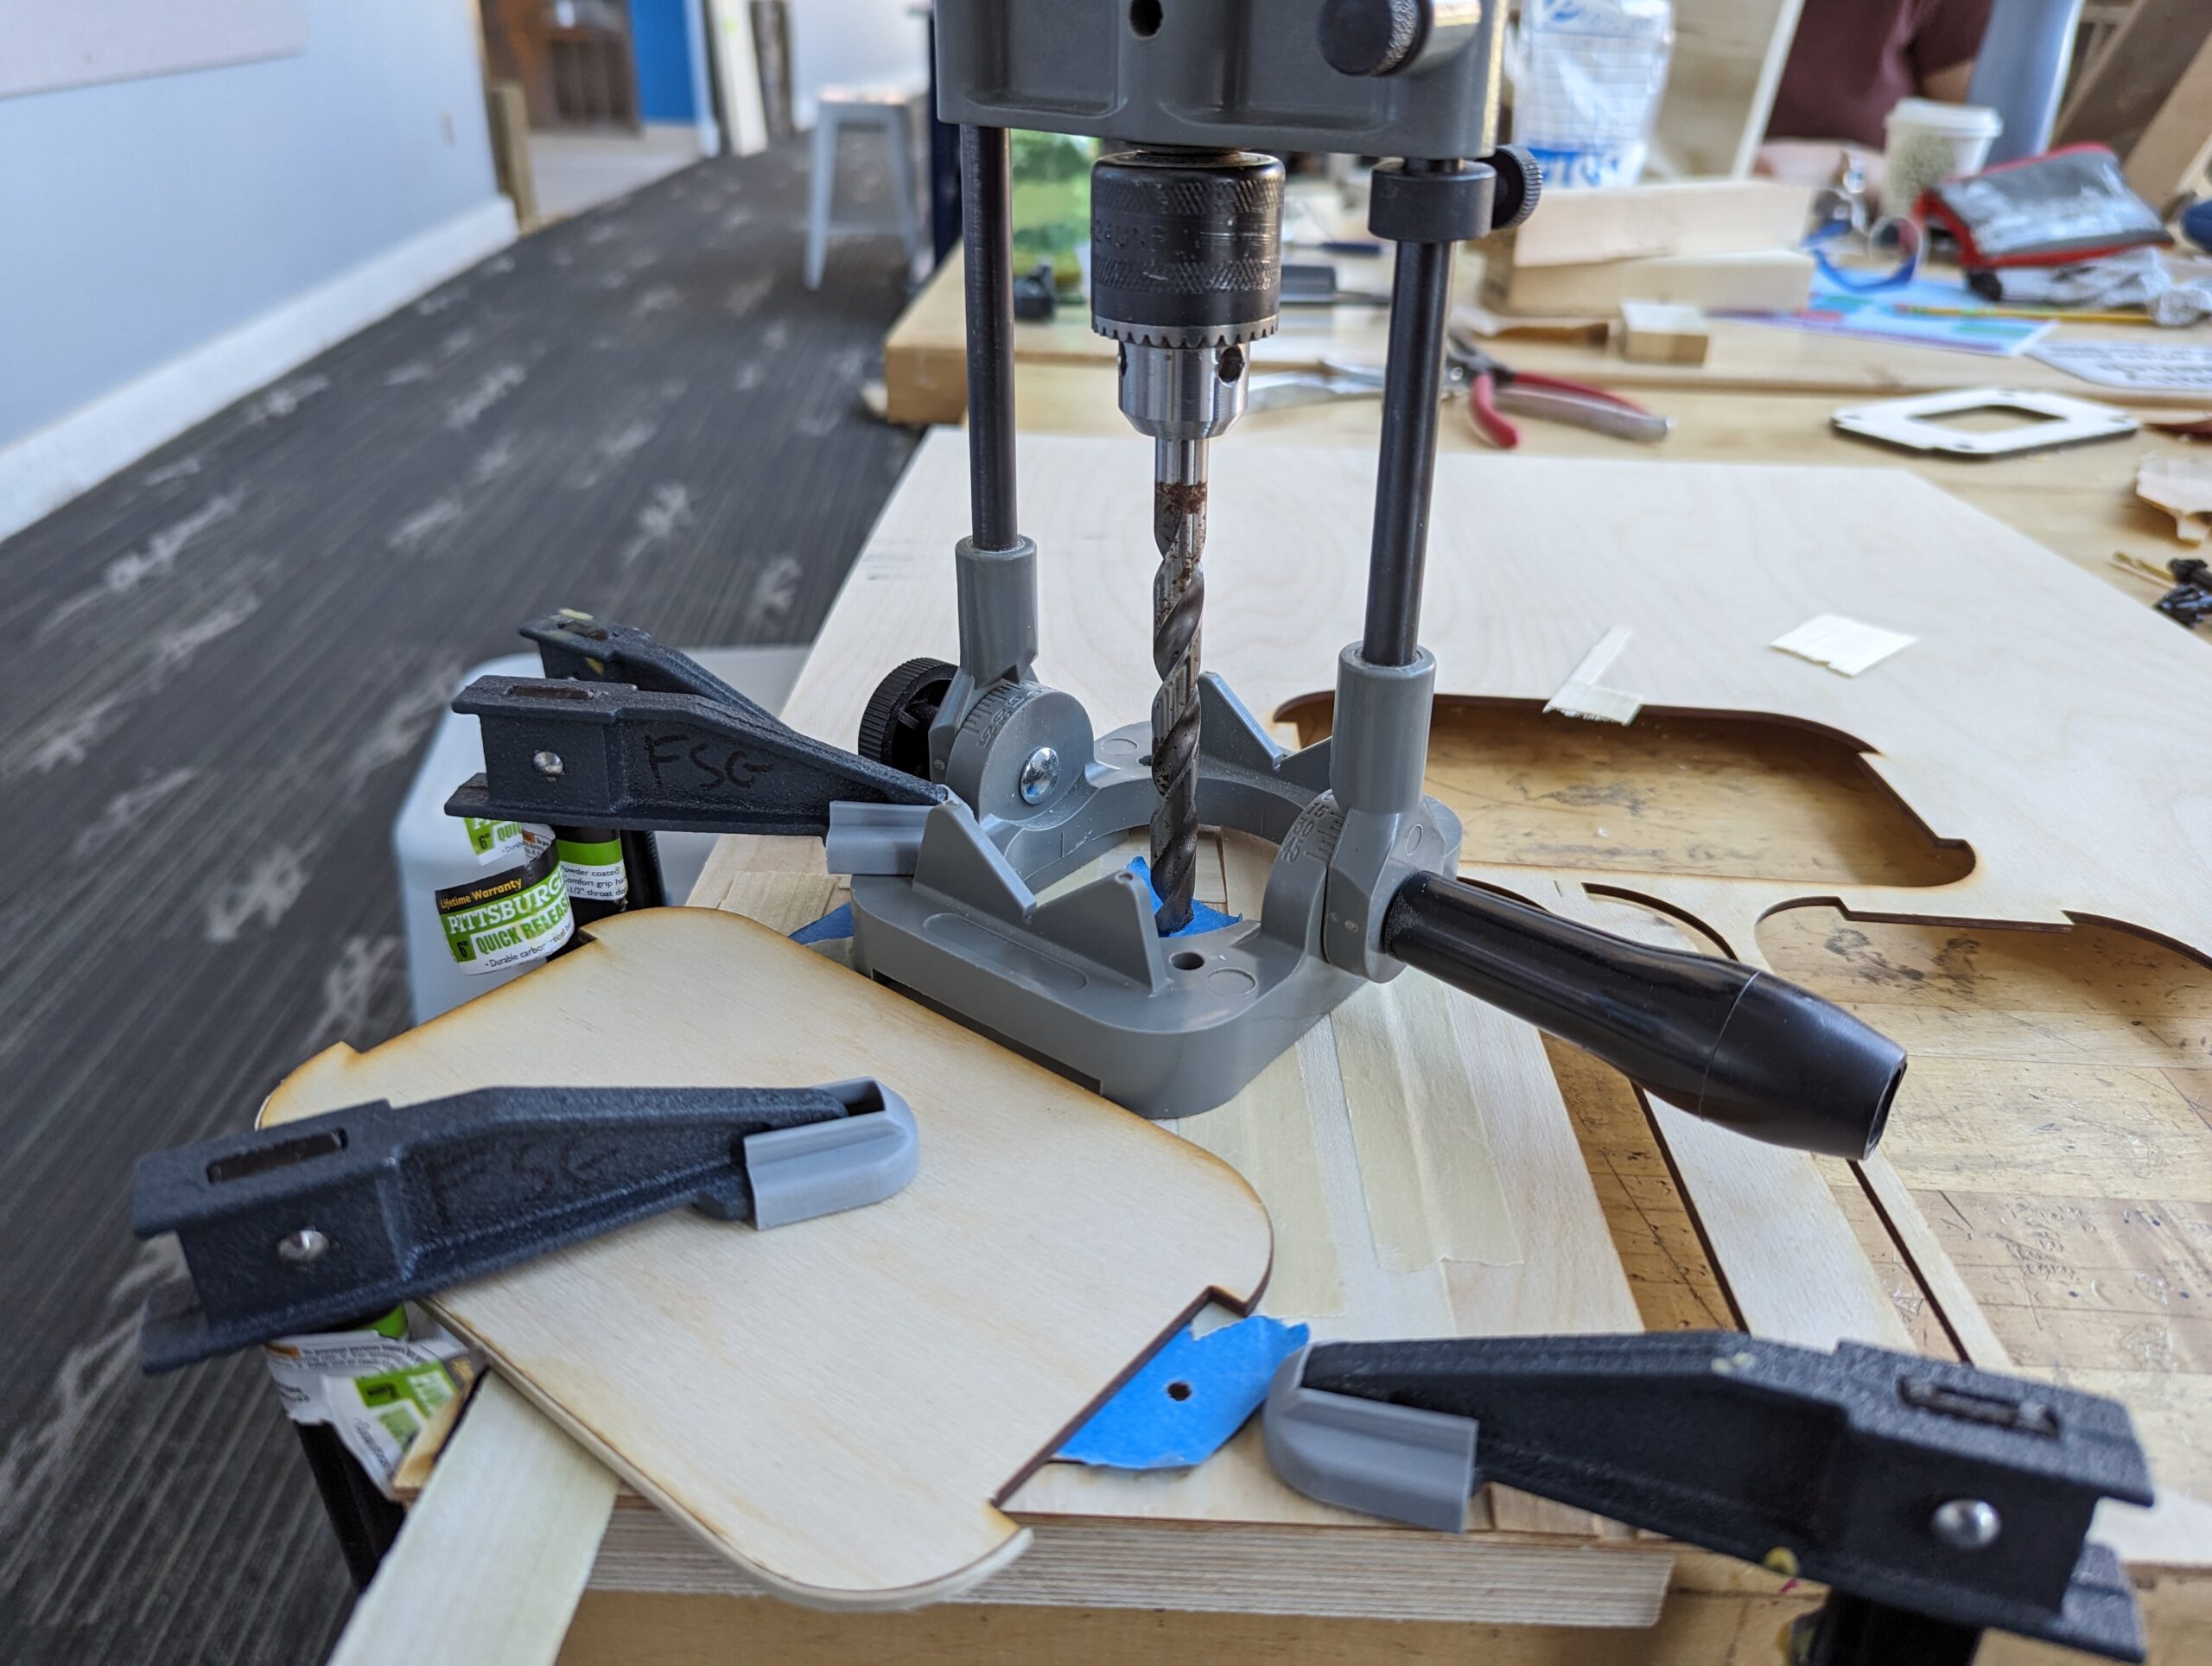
[{"xmin": 262, "ymin": 906, "xmax": 1272, "ymax": 1608}]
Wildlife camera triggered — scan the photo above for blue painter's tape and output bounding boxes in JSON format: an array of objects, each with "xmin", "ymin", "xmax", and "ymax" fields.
[
  {"xmin": 1127, "ymin": 857, "xmax": 1242, "ymax": 938},
  {"xmin": 1056, "ymin": 1315, "xmax": 1310, "ymax": 1470},
  {"xmin": 789, "ymin": 903, "xmax": 855, "ymax": 945}
]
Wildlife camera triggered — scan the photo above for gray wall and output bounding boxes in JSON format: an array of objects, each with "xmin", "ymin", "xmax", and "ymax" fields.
[
  {"xmin": 0, "ymin": 0, "xmax": 503, "ymax": 450},
  {"xmin": 788, "ymin": 0, "xmax": 929, "ymax": 127}
]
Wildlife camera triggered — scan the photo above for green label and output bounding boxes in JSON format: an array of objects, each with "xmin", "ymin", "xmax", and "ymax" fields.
[
  {"xmin": 435, "ymin": 844, "xmax": 571, "ymax": 973},
  {"xmin": 556, "ymin": 836, "xmax": 627, "ymax": 902},
  {"xmin": 463, "ymin": 816, "xmax": 523, "ymax": 863},
  {"xmin": 354, "ymin": 1359, "xmax": 455, "ymax": 1419}
]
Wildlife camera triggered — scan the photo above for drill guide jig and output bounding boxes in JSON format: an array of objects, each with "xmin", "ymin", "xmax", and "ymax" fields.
[{"xmin": 448, "ymin": 0, "xmax": 1905, "ymax": 1154}]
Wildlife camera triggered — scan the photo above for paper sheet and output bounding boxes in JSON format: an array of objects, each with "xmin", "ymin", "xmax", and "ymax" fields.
[
  {"xmin": 1771, "ymin": 614, "xmax": 1916, "ymax": 677},
  {"xmin": 2030, "ymin": 340, "xmax": 2212, "ymax": 391}
]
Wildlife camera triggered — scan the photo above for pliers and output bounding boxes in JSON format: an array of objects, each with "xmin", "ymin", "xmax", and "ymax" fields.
[
  {"xmin": 1246, "ymin": 333, "xmax": 1671, "ymax": 449},
  {"xmin": 1441, "ymin": 329, "xmax": 1672, "ymax": 449}
]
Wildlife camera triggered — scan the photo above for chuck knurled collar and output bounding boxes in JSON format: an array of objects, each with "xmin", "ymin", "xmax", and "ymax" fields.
[{"xmin": 1091, "ymin": 149, "xmax": 1286, "ymax": 349}]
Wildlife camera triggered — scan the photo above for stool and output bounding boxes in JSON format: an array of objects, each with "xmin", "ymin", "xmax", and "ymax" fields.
[
  {"xmin": 804, "ymin": 84, "xmax": 925, "ymax": 289},
  {"xmin": 391, "ymin": 644, "xmax": 809, "ymax": 1026}
]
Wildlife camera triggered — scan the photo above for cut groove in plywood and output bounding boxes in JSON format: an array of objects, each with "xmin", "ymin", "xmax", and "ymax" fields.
[
  {"xmin": 1755, "ymin": 906, "xmax": 2212, "ymax": 1502},
  {"xmin": 1277, "ymin": 698, "xmax": 1974, "ymax": 888}
]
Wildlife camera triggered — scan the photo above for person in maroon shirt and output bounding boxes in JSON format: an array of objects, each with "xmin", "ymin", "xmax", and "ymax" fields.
[{"xmin": 1758, "ymin": 0, "xmax": 1994, "ymax": 200}]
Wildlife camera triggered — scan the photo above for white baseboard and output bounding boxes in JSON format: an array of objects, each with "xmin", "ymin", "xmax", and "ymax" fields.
[{"xmin": 0, "ymin": 194, "xmax": 520, "ymax": 544}]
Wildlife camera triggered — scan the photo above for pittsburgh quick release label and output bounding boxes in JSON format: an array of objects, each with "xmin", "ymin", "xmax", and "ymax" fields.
[{"xmin": 435, "ymin": 843, "xmax": 572, "ymax": 973}]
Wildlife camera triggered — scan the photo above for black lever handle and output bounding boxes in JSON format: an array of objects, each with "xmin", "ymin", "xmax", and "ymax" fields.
[{"xmin": 1381, "ymin": 874, "xmax": 1904, "ymax": 1158}]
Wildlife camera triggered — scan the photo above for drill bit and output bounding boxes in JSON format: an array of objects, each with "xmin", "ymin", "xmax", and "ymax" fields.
[
  {"xmin": 1151, "ymin": 438, "xmax": 1207, "ymax": 933},
  {"xmin": 1088, "ymin": 146, "xmax": 1282, "ymax": 933}
]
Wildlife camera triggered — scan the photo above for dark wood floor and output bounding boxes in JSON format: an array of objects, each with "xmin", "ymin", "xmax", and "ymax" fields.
[{"xmin": 0, "ymin": 136, "xmax": 923, "ymax": 1662}]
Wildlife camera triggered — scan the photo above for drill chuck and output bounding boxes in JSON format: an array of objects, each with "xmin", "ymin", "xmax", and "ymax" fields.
[{"xmin": 1090, "ymin": 149, "xmax": 1286, "ymax": 348}]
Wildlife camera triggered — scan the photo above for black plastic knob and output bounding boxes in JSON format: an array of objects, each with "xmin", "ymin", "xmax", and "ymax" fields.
[
  {"xmin": 1484, "ymin": 145, "xmax": 1542, "ymax": 232},
  {"xmin": 857, "ymin": 658, "xmax": 956, "ymax": 779},
  {"xmin": 1319, "ymin": 0, "xmax": 1428, "ymax": 77}
]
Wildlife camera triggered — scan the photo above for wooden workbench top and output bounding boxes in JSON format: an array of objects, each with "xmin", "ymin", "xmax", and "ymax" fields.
[{"xmin": 884, "ymin": 247, "xmax": 2212, "ymax": 429}]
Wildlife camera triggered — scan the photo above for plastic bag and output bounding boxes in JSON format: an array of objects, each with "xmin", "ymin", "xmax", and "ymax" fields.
[{"xmin": 1513, "ymin": 0, "xmax": 1675, "ymax": 190}]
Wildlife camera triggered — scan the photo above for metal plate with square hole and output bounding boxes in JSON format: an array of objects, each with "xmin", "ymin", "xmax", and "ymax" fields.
[{"xmin": 1831, "ymin": 387, "xmax": 2139, "ymax": 459}]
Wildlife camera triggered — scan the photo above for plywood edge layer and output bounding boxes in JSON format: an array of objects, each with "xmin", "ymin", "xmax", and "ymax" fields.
[{"xmin": 588, "ymin": 1506, "xmax": 1676, "ymax": 1627}]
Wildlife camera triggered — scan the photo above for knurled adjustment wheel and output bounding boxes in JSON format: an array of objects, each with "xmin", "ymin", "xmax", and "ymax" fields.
[
  {"xmin": 857, "ymin": 657, "xmax": 957, "ymax": 779},
  {"xmin": 1484, "ymin": 146, "xmax": 1542, "ymax": 233}
]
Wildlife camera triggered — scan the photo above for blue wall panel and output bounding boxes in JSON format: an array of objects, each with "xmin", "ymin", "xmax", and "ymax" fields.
[{"xmin": 631, "ymin": 0, "xmax": 700, "ymax": 123}]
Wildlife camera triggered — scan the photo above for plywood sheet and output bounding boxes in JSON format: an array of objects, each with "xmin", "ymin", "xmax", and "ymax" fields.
[
  {"xmin": 781, "ymin": 431, "xmax": 2212, "ymax": 1559},
  {"xmin": 261, "ymin": 906, "xmax": 1273, "ymax": 1608},
  {"xmin": 797, "ymin": 432, "xmax": 2212, "ymax": 961}
]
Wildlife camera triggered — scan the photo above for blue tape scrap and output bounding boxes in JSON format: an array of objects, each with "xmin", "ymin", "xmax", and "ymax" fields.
[
  {"xmin": 789, "ymin": 902, "xmax": 854, "ymax": 945},
  {"xmin": 1056, "ymin": 1315, "xmax": 1309, "ymax": 1470},
  {"xmin": 1127, "ymin": 857, "xmax": 1241, "ymax": 937}
]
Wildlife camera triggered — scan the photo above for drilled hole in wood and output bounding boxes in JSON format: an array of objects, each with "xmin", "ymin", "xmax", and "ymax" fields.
[
  {"xmin": 1166, "ymin": 1379, "xmax": 1192, "ymax": 1401},
  {"xmin": 1275, "ymin": 695, "xmax": 1973, "ymax": 887}
]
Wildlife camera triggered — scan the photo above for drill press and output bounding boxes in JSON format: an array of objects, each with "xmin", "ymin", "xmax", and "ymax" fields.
[{"xmin": 448, "ymin": 0, "xmax": 1905, "ymax": 1156}]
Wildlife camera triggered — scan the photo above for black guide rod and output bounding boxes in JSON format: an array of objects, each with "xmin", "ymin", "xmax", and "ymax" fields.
[
  {"xmin": 960, "ymin": 124, "xmax": 1019, "ymax": 551},
  {"xmin": 1361, "ymin": 159, "xmax": 1463, "ymax": 668}
]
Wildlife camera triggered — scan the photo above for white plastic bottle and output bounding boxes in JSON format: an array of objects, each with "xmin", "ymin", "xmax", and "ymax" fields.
[{"xmin": 1514, "ymin": 0, "xmax": 1676, "ymax": 190}]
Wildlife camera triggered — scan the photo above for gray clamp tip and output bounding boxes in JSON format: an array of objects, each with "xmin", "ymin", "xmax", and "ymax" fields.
[
  {"xmin": 1262, "ymin": 1345, "xmax": 1478, "ymax": 1533},
  {"xmin": 745, "ymin": 1078, "xmax": 920, "ymax": 1228}
]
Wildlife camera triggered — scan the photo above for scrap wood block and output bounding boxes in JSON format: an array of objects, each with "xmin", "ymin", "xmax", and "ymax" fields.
[
  {"xmin": 1618, "ymin": 301, "xmax": 1713, "ymax": 366},
  {"xmin": 1485, "ymin": 245, "xmax": 1813, "ymax": 317},
  {"xmin": 1511, "ymin": 180, "xmax": 1813, "ymax": 269},
  {"xmin": 261, "ymin": 906, "xmax": 1273, "ymax": 1609},
  {"xmin": 2138, "ymin": 451, "xmax": 2212, "ymax": 543}
]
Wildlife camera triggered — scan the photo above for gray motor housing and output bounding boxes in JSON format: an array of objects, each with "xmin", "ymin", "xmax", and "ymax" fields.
[{"xmin": 933, "ymin": 0, "xmax": 1507, "ymax": 160}]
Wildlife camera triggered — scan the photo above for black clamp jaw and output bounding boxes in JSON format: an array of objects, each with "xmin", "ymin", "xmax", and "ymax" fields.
[
  {"xmin": 1265, "ymin": 1333, "xmax": 2156, "ymax": 1664},
  {"xmin": 135, "ymin": 1079, "xmax": 919, "ymax": 1372},
  {"xmin": 446, "ymin": 613, "xmax": 945, "ymax": 841}
]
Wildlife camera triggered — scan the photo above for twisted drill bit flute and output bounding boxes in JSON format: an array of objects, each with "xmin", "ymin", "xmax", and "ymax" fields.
[{"xmin": 1150, "ymin": 441, "xmax": 1208, "ymax": 931}]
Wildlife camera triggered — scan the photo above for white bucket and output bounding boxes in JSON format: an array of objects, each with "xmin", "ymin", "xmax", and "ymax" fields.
[{"xmin": 1884, "ymin": 99, "xmax": 2004, "ymax": 212}]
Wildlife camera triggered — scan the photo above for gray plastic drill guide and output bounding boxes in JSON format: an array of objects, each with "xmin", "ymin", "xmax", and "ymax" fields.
[
  {"xmin": 929, "ymin": 534, "xmax": 1041, "ymax": 777},
  {"xmin": 835, "ymin": 645, "xmax": 1464, "ymax": 1118},
  {"xmin": 1262, "ymin": 1345, "xmax": 1478, "ymax": 1534},
  {"xmin": 743, "ymin": 1078, "xmax": 921, "ymax": 1229}
]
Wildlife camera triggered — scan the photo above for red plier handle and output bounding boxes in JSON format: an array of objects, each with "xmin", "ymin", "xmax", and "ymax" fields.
[{"xmin": 1451, "ymin": 340, "xmax": 1670, "ymax": 449}]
